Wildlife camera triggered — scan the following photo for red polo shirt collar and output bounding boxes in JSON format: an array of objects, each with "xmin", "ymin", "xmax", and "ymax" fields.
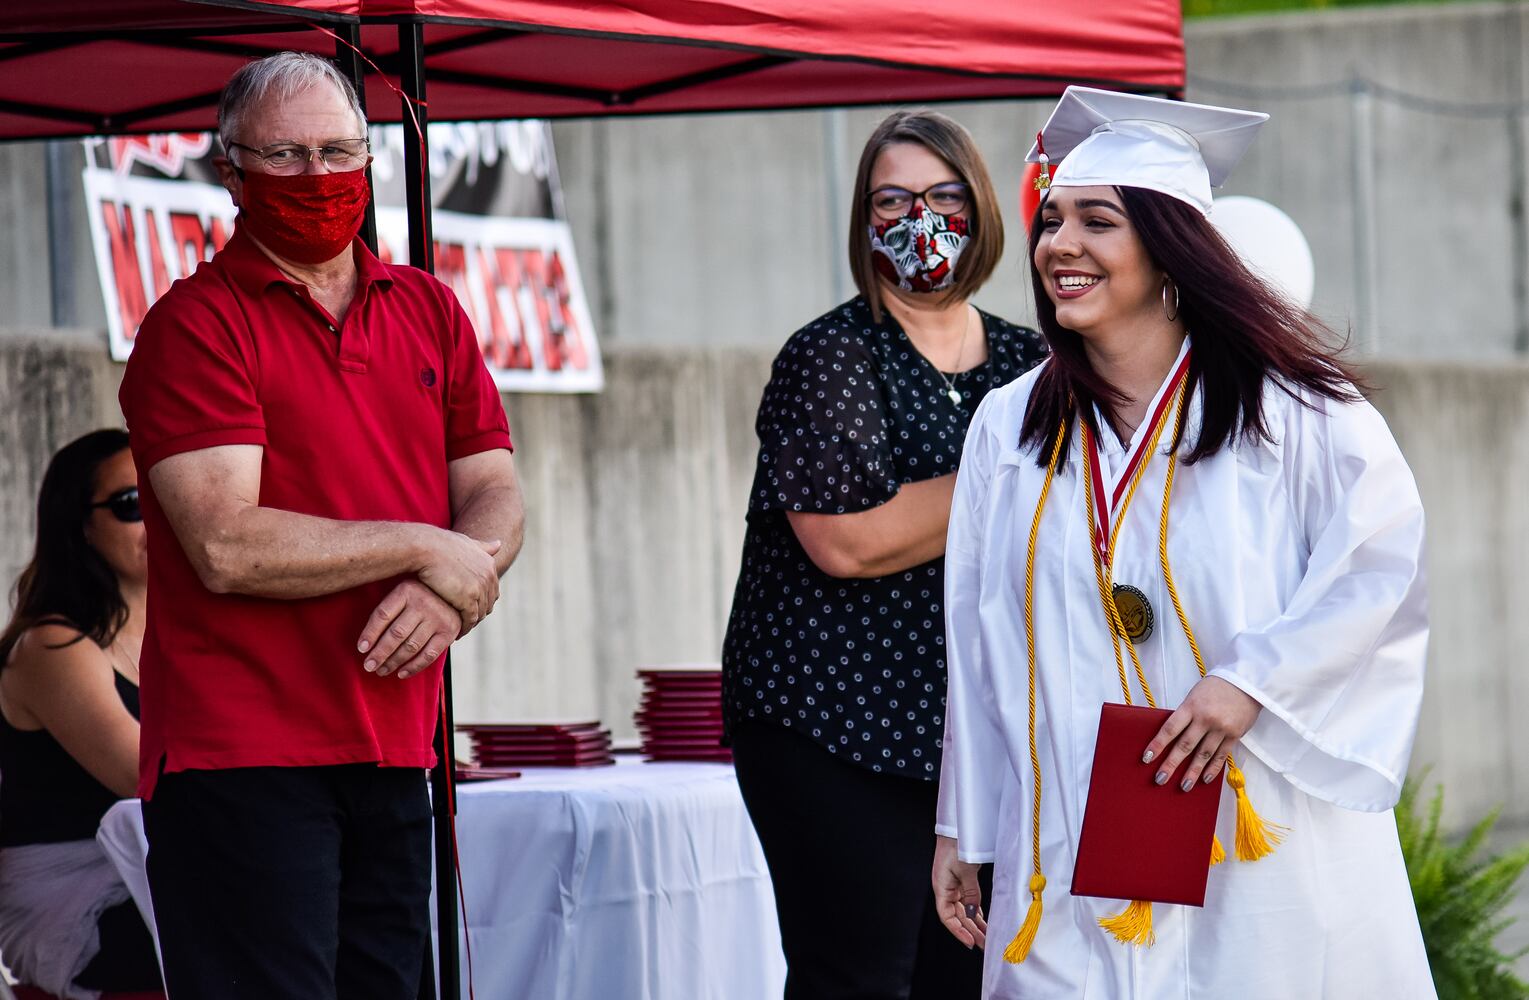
[{"xmin": 222, "ymin": 221, "xmax": 395, "ymax": 299}]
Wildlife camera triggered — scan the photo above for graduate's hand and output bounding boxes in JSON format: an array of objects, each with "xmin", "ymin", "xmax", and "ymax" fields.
[
  {"xmin": 932, "ymin": 835, "xmax": 987, "ymax": 949},
  {"xmin": 356, "ymin": 579, "xmax": 462, "ymax": 679},
  {"xmin": 1144, "ymin": 676, "xmax": 1261, "ymax": 790}
]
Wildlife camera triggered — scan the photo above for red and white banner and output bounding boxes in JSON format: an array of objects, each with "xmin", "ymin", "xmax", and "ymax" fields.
[{"xmin": 82, "ymin": 125, "xmax": 602, "ymax": 393}]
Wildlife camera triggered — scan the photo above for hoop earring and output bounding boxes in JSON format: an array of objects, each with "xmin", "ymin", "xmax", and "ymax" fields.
[{"xmin": 1162, "ymin": 279, "xmax": 1180, "ymax": 322}]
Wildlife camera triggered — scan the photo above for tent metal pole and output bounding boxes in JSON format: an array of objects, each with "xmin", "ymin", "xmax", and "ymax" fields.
[
  {"xmin": 400, "ymin": 23, "xmax": 435, "ymax": 272},
  {"xmin": 45, "ymin": 140, "xmax": 76, "ymax": 328},
  {"xmin": 396, "ymin": 21, "xmax": 456, "ymax": 1000},
  {"xmin": 332, "ymin": 24, "xmax": 378, "ymax": 254}
]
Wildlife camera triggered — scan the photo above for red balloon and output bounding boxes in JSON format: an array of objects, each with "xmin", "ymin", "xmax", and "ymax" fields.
[{"xmin": 1019, "ymin": 162, "xmax": 1044, "ymax": 231}]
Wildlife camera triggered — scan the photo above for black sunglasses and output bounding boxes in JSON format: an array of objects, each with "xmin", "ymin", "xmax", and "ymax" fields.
[{"xmin": 90, "ymin": 487, "xmax": 141, "ymax": 523}]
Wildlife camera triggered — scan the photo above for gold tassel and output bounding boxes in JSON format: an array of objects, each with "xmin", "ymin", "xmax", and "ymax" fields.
[
  {"xmin": 1210, "ymin": 834, "xmax": 1226, "ymax": 866},
  {"xmin": 1227, "ymin": 759, "xmax": 1286, "ymax": 861},
  {"xmin": 1098, "ymin": 898, "xmax": 1155, "ymax": 947},
  {"xmin": 1003, "ymin": 874, "xmax": 1047, "ymax": 964}
]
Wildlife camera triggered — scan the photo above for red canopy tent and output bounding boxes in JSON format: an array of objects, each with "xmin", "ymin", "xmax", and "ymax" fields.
[
  {"xmin": 0, "ymin": 1, "xmax": 1183, "ymax": 138},
  {"xmin": 0, "ymin": 4, "xmax": 1184, "ymax": 996}
]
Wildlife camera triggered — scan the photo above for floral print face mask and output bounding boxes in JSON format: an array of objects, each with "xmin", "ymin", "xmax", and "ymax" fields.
[{"xmin": 868, "ymin": 203, "xmax": 972, "ymax": 293}]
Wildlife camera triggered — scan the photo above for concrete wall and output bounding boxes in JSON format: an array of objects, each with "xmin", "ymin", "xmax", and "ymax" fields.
[
  {"xmin": 1372, "ymin": 361, "xmax": 1529, "ymax": 827},
  {"xmin": 0, "ymin": 143, "xmax": 101, "ymax": 332},
  {"xmin": 1186, "ymin": 3, "xmax": 1529, "ymax": 359},
  {"xmin": 0, "ymin": 331, "xmax": 1522, "ymax": 832},
  {"xmin": 0, "ymin": 328, "xmax": 121, "ymax": 581}
]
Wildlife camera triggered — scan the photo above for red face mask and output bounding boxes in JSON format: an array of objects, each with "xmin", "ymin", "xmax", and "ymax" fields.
[{"xmin": 237, "ymin": 167, "xmax": 370, "ymax": 265}]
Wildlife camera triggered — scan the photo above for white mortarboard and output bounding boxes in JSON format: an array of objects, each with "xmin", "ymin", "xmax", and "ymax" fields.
[{"xmin": 1024, "ymin": 86, "xmax": 1270, "ymax": 216}]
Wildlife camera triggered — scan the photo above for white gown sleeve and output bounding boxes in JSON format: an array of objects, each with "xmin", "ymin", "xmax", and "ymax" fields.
[
  {"xmin": 1209, "ymin": 393, "xmax": 1428, "ymax": 812},
  {"xmin": 937, "ymin": 390, "xmax": 1011, "ymax": 862}
]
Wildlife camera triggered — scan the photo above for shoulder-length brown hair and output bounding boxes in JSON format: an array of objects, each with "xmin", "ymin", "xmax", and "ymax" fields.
[{"xmin": 848, "ymin": 110, "xmax": 1005, "ymax": 324}]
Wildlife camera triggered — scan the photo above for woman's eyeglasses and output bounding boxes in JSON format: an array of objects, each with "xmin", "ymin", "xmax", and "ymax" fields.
[
  {"xmin": 91, "ymin": 487, "xmax": 141, "ymax": 523},
  {"xmin": 866, "ymin": 182, "xmax": 970, "ymax": 221}
]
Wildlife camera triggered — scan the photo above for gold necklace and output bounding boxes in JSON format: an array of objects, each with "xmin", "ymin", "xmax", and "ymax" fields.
[{"xmin": 929, "ymin": 307, "xmax": 974, "ymax": 405}]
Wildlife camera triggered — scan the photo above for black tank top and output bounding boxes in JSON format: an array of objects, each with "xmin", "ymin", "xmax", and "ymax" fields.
[{"xmin": 0, "ymin": 669, "xmax": 140, "ymax": 846}]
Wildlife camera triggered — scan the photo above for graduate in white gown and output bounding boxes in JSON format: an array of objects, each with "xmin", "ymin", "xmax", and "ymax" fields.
[{"xmin": 930, "ymin": 87, "xmax": 1436, "ymax": 1000}]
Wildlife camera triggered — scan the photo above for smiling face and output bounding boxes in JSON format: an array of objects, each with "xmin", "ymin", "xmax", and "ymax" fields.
[
  {"xmin": 1034, "ymin": 185, "xmax": 1166, "ymax": 339},
  {"xmin": 83, "ymin": 448, "xmax": 146, "ymax": 587}
]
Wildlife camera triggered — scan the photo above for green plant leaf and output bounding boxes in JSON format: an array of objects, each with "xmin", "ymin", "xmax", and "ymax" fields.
[{"xmin": 1398, "ymin": 777, "xmax": 1529, "ymax": 999}]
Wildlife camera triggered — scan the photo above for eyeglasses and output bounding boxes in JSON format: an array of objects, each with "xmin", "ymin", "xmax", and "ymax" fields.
[
  {"xmin": 227, "ymin": 138, "xmax": 370, "ymax": 175},
  {"xmin": 867, "ymin": 182, "xmax": 971, "ymax": 221},
  {"xmin": 90, "ymin": 487, "xmax": 141, "ymax": 524}
]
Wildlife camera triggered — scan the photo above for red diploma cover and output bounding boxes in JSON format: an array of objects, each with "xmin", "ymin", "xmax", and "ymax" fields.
[{"xmin": 1070, "ymin": 703, "xmax": 1224, "ymax": 907}]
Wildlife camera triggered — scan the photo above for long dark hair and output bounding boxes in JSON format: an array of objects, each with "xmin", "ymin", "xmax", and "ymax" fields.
[
  {"xmin": 0, "ymin": 429, "xmax": 133, "ymax": 668},
  {"xmin": 1020, "ymin": 186, "xmax": 1364, "ymax": 465}
]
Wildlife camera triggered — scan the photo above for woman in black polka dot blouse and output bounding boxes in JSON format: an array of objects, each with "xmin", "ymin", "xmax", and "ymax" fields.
[{"xmin": 722, "ymin": 110, "xmax": 1047, "ymax": 998}]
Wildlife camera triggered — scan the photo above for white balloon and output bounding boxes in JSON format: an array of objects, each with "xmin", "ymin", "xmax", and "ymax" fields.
[{"xmin": 1207, "ymin": 195, "xmax": 1315, "ymax": 310}]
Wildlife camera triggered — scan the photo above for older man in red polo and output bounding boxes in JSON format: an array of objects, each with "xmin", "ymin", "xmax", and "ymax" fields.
[{"xmin": 118, "ymin": 51, "xmax": 523, "ymax": 999}]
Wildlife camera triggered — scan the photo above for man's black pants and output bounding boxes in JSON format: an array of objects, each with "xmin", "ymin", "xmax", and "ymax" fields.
[
  {"xmin": 732, "ymin": 722, "xmax": 990, "ymax": 1000},
  {"xmin": 143, "ymin": 763, "xmax": 433, "ymax": 1000}
]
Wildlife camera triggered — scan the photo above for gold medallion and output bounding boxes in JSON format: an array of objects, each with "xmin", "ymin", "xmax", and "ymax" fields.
[{"xmin": 1111, "ymin": 584, "xmax": 1154, "ymax": 645}]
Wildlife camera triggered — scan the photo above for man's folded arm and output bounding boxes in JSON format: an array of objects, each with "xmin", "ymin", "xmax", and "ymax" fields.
[
  {"xmin": 150, "ymin": 443, "xmax": 498, "ymax": 618},
  {"xmin": 447, "ymin": 448, "xmax": 524, "ymax": 579}
]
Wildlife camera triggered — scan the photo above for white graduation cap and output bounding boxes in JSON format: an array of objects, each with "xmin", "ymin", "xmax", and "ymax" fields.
[{"xmin": 1024, "ymin": 86, "xmax": 1270, "ymax": 216}]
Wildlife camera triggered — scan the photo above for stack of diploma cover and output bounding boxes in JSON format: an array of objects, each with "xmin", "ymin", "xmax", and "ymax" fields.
[
  {"xmin": 1072, "ymin": 704, "xmax": 1225, "ymax": 905},
  {"xmin": 634, "ymin": 665, "xmax": 732, "ymax": 763},
  {"xmin": 458, "ymin": 720, "xmax": 616, "ymax": 768}
]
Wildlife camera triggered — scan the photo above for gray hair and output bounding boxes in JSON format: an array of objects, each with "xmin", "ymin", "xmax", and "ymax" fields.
[{"xmin": 217, "ymin": 51, "xmax": 367, "ymax": 152}]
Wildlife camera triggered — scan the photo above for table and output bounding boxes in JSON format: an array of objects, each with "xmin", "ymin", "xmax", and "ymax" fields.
[
  {"xmin": 449, "ymin": 760, "xmax": 784, "ymax": 999},
  {"xmin": 98, "ymin": 760, "xmax": 786, "ymax": 1000}
]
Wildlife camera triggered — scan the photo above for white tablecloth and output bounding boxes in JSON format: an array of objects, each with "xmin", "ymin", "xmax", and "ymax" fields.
[
  {"xmin": 449, "ymin": 760, "xmax": 784, "ymax": 1000},
  {"xmin": 97, "ymin": 760, "xmax": 786, "ymax": 1000}
]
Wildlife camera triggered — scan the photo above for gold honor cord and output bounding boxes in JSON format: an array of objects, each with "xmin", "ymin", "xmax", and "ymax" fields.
[
  {"xmin": 1156, "ymin": 390, "xmax": 1287, "ymax": 870},
  {"xmin": 1004, "ymin": 378, "xmax": 1287, "ymax": 965},
  {"xmin": 1002, "ymin": 415, "xmax": 1067, "ymax": 966}
]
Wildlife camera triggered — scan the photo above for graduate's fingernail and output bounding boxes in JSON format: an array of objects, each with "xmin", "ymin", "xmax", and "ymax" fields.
[
  {"xmin": 1181, "ymin": 778, "xmax": 1194, "ymax": 792},
  {"xmin": 358, "ymin": 639, "xmax": 370, "ymax": 653},
  {"xmin": 364, "ymin": 659, "xmax": 377, "ymax": 672},
  {"xmin": 1141, "ymin": 750, "xmax": 1155, "ymax": 764},
  {"xmin": 1203, "ymin": 771, "xmax": 1217, "ymax": 783},
  {"xmin": 1154, "ymin": 771, "xmax": 1169, "ymax": 786}
]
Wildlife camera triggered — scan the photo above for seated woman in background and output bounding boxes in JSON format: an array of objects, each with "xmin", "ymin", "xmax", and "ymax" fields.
[{"xmin": 0, "ymin": 429, "xmax": 161, "ymax": 998}]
